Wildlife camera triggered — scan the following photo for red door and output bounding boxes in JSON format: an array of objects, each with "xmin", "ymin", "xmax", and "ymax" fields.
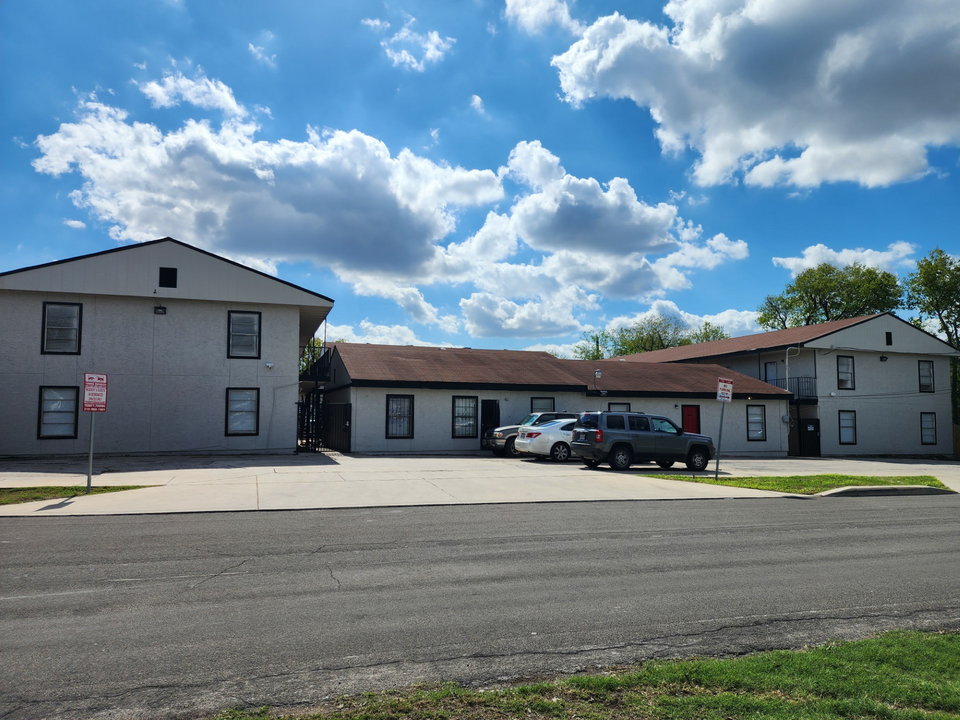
[{"xmin": 681, "ymin": 405, "xmax": 700, "ymax": 434}]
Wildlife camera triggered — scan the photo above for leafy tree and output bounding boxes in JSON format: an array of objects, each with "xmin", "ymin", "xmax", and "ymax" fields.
[
  {"xmin": 757, "ymin": 263, "xmax": 903, "ymax": 330},
  {"xmin": 610, "ymin": 315, "xmax": 691, "ymax": 356},
  {"xmin": 572, "ymin": 330, "xmax": 612, "ymax": 360},
  {"xmin": 690, "ymin": 321, "xmax": 731, "ymax": 344},
  {"xmin": 905, "ymin": 248, "xmax": 960, "ymax": 424}
]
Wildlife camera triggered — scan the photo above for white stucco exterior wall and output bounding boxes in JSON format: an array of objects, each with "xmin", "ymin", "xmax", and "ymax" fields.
[{"xmin": 0, "ymin": 290, "xmax": 301, "ymax": 456}]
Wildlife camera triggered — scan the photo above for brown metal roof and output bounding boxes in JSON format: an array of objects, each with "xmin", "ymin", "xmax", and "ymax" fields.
[
  {"xmin": 616, "ymin": 314, "xmax": 883, "ymax": 363},
  {"xmin": 332, "ymin": 343, "xmax": 789, "ymax": 397}
]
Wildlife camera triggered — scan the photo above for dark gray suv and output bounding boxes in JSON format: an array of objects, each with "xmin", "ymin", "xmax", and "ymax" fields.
[{"xmin": 571, "ymin": 411, "xmax": 714, "ymax": 471}]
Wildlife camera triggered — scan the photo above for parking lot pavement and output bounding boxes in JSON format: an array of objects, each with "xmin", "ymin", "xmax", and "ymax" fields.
[{"xmin": 0, "ymin": 453, "xmax": 957, "ymax": 516}]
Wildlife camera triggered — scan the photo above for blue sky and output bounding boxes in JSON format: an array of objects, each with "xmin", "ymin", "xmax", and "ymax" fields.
[{"xmin": 2, "ymin": 0, "xmax": 958, "ymax": 354}]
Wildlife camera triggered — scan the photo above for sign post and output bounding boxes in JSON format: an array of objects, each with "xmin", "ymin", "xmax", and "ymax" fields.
[
  {"xmin": 715, "ymin": 377, "xmax": 733, "ymax": 481},
  {"xmin": 82, "ymin": 373, "xmax": 108, "ymax": 493}
]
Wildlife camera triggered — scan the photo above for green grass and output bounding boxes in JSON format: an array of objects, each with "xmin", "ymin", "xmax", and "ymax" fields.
[
  {"xmin": 209, "ymin": 631, "xmax": 960, "ymax": 719},
  {"xmin": 0, "ymin": 485, "xmax": 154, "ymax": 505},
  {"xmin": 648, "ymin": 473, "xmax": 951, "ymax": 495}
]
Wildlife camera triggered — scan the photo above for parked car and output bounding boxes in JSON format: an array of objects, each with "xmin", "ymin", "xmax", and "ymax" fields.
[
  {"xmin": 514, "ymin": 419, "xmax": 577, "ymax": 461},
  {"xmin": 482, "ymin": 411, "xmax": 578, "ymax": 457},
  {"xmin": 571, "ymin": 411, "xmax": 715, "ymax": 471}
]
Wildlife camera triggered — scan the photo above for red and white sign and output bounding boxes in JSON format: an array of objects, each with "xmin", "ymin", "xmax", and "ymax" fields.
[
  {"xmin": 83, "ymin": 373, "xmax": 108, "ymax": 412},
  {"xmin": 716, "ymin": 377, "xmax": 734, "ymax": 403}
]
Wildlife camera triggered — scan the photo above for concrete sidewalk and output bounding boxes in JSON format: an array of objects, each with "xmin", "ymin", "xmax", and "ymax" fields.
[{"xmin": 1, "ymin": 453, "xmax": 957, "ymax": 516}]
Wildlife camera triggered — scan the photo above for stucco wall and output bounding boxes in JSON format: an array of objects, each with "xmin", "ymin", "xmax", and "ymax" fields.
[
  {"xmin": 0, "ymin": 290, "xmax": 301, "ymax": 456},
  {"xmin": 346, "ymin": 386, "xmax": 789, "ymax": 456},
  {"xmin": 813, "ymin": 349, "xmax": 953, "ymax": 456}
]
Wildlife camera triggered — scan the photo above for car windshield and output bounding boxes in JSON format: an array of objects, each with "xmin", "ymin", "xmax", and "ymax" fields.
[
  {"xmin": 519, "ymin": 414, "xmax": 538, "ymax": 426},
  {"xmin": 577, "ymin": 412, "xmax": 600, "ymax": 428}
]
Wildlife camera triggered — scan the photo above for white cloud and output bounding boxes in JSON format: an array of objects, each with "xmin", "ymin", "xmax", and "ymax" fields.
[
  {"xmin": 470, "ymin": 95, "xmax": 486, "ymax": 115},
  {"xmin": 138, "ymin": 71, "xmax": 246, "ymax": 116},
  {"xmin": 62, "ymin": 219, "xmax": 86, "ymax": 229},
  {"xmin": 324, "ymin": 320, "xmax": 454, "ymax": 346},
  {"xmin": 248, "ymin": 43, "xmax": 276, "ymax": 67},
  {"xmin": 133, "ymin": 61, "xmax": 147, "ymax": 71},
  {"xmin": 505, "ymin": 0, "xmax": 585, "ymax": 36},
  {"xmin": 522, "ymin": 341, "xmax": 579, "ymax": 358},
  {"xmin": 31, "ymin": 74, "xmax": 749, "ymax": 340},
  {"xmin": 552, "ymin": 1, "xmax": 960, "ymax": 189},
  {"xmin": 376, "ymin": 17, "xmax": 455, "ymax": 72},
  {"xmin": 361, "ymin": 18, "xmax": 391, "ymax": 32},
  {"xmin": 487, "ymin": 22, "xmax": 498, "ymax": 36},
  {"xmin": 607, "ymin": 299, "xmax": 761, "ymax": 337},
  {"xmin": 427, "ymin": 128, "xmax": 440, "ymax": 147},
  {"xmin": 771, "ymin": 241, "xmax": 918, "ymax": 276}
]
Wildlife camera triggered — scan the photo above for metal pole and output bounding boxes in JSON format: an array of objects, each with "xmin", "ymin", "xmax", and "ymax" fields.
[
  {"xmin": 87, "ymin": 413, "xmax": 95, "ymax": 493},
  {"xmin": 714, "ymin": 401, "xmax": 725, "ymax": 481}
]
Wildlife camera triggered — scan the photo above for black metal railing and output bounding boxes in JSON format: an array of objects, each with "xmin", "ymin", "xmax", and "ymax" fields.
[
  {"xmin": 299, "ymin": 344, "xmax": 331, "ymax": 382},
  {"xmin": 766, "ymin": 376, "xmax": 817, "ymax": 398}
]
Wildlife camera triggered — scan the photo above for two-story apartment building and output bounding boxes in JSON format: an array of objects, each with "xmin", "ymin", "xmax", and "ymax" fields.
[
  {"xmin": 622, "ymin": 314, "xmax": 957, "ymax": 457},
  {"xmin": 0, "ymin": 238, "xmax": 334, "ymax": 456}
]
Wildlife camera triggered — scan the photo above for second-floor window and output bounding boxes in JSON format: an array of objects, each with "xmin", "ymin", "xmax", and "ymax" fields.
[
  {"xmin": 837, "ymin": 356, "xmax": 855, "ymax": 390},
  {"xmin": 228, "ymin": 311, "xmax": 261, "ymax": 358},
  {"xmin": 918, "ymin": 361, "xmax": 934, "ymax": 393},
  {"xmin": 42, "ymin": 302, "xmax": 82, "ymax": 354}
]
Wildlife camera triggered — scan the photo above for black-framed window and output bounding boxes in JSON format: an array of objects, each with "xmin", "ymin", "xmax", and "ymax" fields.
[
  {"xmin": 918, "ymin": 361, "xmax": 934, "ymax": 393},
  {"xmin": 158, "ymin": 267, "xmax": 178, "ymax": 288},
  {"xmin": 386, "ymin": 395, "xmax": 414, "ymax": 438},
  {"xmin": 885, "ymin": 331, "xmax": 893, "ymax": 346},
  {"xmin": 42, "ymin": 302, "xmax": 82, "ymax": 354},
  {"xmin": 920, "ymin": 413, "xmax": 937, "ymax": 445},
  {"xmin": 747, "ymin": 405, "xmax": 766, "ymax": 441},
  {"xmin": 452, "ymin": 396, "xmax": 478, "ymax": 438},
  {"xmin": 608, "ymin": 402, "xmax": 630, "ymax": 411},
  {"xmin": 839, "ymin": 410, "xmax": 857, "ymax": 445},
  {"xmin": 530, "ymin": 397, "xmax": 555, "ymax": 412},
  {"xmin": 225, "ymin": 388, "xmax": 259, "ymax": 436},
  {"xmin": 837, "ymin": 356, "xmax": 855, "ymax": 390},
  {"xmin": 38, "ymin": 386, "xmax": 79, "ymax": 439},
  {"xmin": 228, "ymin": 311, "xmax": 261, "ymax": 358}
]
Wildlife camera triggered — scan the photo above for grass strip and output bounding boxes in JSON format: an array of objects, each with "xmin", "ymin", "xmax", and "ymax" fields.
[
  {"xmin": 210, "ymin": 631, "xmax": 960, "ymax": 720},
  {"xmin": 647, "ymin": 473, "xmax": 951, "ymax": 495},
  {"xmin": 0, "ymin": 485, "xmax": 154, "ymax": 505}
]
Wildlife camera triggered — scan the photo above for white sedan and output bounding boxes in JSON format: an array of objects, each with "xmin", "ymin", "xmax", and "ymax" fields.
[{"xmin": 514, "ymin": 419, "xmax": 577, "ymax": 461}]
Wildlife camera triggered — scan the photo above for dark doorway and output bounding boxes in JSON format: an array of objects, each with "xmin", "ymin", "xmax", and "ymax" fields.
[
  {"xmin": 681, "ymin": 405, "xmax": 701, "ymax": 434},
  {"xmin": 480, "ymin": 400, "xmax": 501, "ymax": 448},
  {"xmin": 799, "ymin": 418, "xmax": 821, "ymax": 457}
]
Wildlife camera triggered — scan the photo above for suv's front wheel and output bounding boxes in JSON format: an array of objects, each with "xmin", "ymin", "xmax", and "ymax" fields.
[
  {"xmin": 686, "ymin": 446, "xmax": 709, "ymax": 472},
  {"xmin": 609, "ymin": 445, "xmax": 632, "ymax": 471}
]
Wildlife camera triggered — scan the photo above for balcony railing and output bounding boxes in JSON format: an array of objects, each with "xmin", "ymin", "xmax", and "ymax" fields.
[
  {"xmin": 766, "ymin": 376, "xmax": 817, "ymax": 399},
  {"xmin": 299, "ymin": 345, "xmax": 331, "ymax": 382}
]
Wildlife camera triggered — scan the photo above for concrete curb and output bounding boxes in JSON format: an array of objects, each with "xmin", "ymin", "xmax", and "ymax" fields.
[{"xmin": 816, "ymin": 485, "xmax": 956, "ymax": 497}]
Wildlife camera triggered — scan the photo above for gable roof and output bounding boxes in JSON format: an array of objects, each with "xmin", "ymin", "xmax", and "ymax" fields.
[
  {"xmin": 0, "ymin": 238, "xmax": 334, "ymax": 345},
  {"xmin": 331, "ymin": 343, "xmax": 790, "ymax": 398},
  {"xmin": 617, "ymin": 314, "xmax": 884, "ymax": 363}
]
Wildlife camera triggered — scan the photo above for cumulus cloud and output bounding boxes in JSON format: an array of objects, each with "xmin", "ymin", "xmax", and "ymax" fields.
[
  {"xmin": 771, "ymin": 241, "xmax": 917, "ymax": 276},
  {"xmin": 63, "ymin": 219, "xmax": 86, "ymax": 229},
  {"xmin": 505, "ymin": 0, "xmax": 584, "ymax": 35},
  {"xmin": 607, "ymin": 299, "xmax": 761, "ymax": 337},
  {"xmin": 552, "ymin": 1, "xmax": 960, "ymax": 188},
  {"xmin": 470, "ymin": 95, "xmax": 485, "ymax": 115},
  {"xmin": 31, "ymin": 72, "xmax": 748, "ymax": 340},
  {"xmin": 324, "ymin": 320, "xmax": 454, "ymax": 347},
  {"xmin": 361, "ymin": 18, "xmax": 391, "ymax": 32},
  {"xmin": 375, "ymin": 17, "xmax": 455, "ymax": 72}
]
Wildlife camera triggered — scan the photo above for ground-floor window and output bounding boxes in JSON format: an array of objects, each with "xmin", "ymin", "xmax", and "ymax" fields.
[
  {"xmin": 386, "ymin": 395, "xmax": 414, "ymax": 438},
  {"xmin": 746, "ymin": 405, "xmax": 766, "ymax": 441},
  {"xmin": 839, "ymin": 410, "xmax": 857, "ymax": 445},
  {"xmin": 530, "ymin": 397, "xmax": 555, "ymax": 412},
  {"xmin": 38, "ymin": 386, "xmax": 79, "ymax": 438},
  {"xmin": 226, "ymin": 388, "xmax": 260, "ymax": 436},
  {"xmin": 608, "ymin": 402, "xmax": 631, "ymax": 412},
  {"xmin": 452, "ymin": 396, "xmax": 478, "ymax": 438},
  {"xmin": 920, "ymin": 413, "xmax": 937, "ymax": 445}
]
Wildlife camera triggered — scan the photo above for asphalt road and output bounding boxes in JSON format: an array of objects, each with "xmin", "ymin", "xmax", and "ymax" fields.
[{"xmin": 2, "ymin": 497, "xmax": 959, "ymax": 719}]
